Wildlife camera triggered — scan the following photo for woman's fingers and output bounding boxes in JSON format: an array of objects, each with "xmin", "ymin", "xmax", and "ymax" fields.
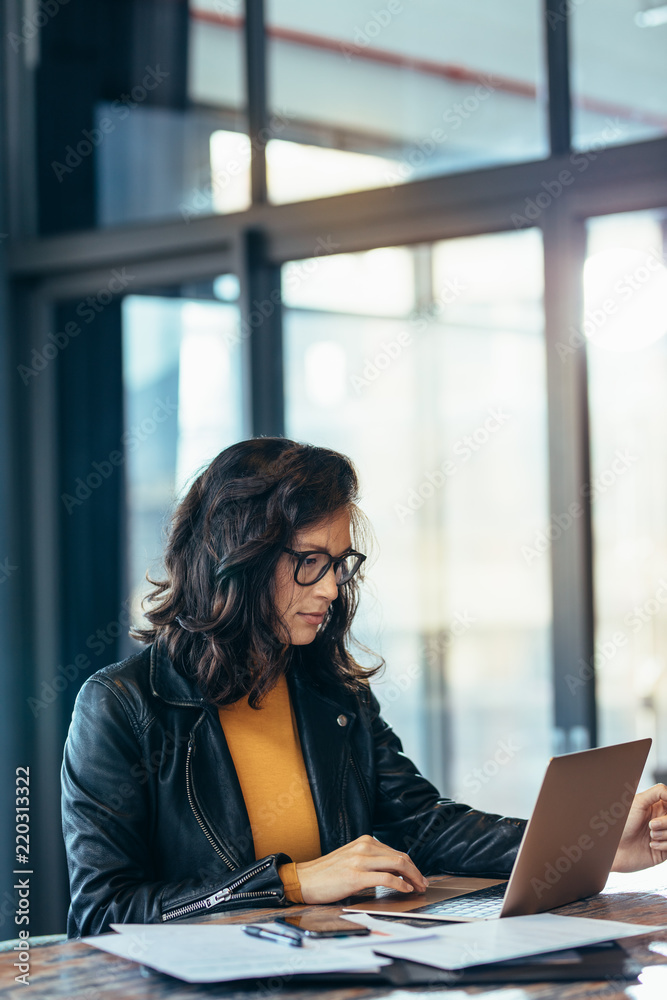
[
  {"xmin": 350, "ymin": 836, "xmax": 428, "ymax": 889},
  {"xmin": 649, "ymin": 813, "xmax": 667, "ymax": 850},
  {"xmin": 355, "ymin": 848, "xmax": 428, "ymax": 891},
  {"xmin": 636, "ymin": 784, "xmax": 667, "ymax": 813},
  {"xmin": 635, "ymin": 785, "xmax": 667, "ymax": 853},
  {"xmin": 612, "ymin": 784, "xmax": 667, "ymax": 871},
  {"xmin": 361, "ymin": 871, "xmax": 416, "ymax": 894},
  {"xmin": 296, "ymin": 835, "xmax": 429, "ymax": 904}
]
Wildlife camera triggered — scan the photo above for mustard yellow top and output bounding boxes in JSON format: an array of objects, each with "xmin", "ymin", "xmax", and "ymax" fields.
[{"xmin": 218, "ymin": 674, "xmax": 321, "ymax": 903}]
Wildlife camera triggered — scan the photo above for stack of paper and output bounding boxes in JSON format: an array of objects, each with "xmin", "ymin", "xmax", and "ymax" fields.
[
  {"xmin": 83, "ymin": 915, "xmax": 431, "ymax": 984},
  {"xmin": 373, "ymin": 914, "xmax": 667, "ymax": 971},
  {"xmin": 82, "ymin": 912, "xmax": 666, "ymax": 983}
]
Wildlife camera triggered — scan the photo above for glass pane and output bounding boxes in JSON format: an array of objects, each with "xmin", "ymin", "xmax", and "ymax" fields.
[
  {"xmin": 35, "ymin": 1, "xmax": 247, "ymax": 232},
  {"xmin": 266, "ymin": 0, "xmax": 547, "ymax": 204},
  {"xmin": 122, "ymin": 289, "xmax": 244, "ymax": 650},
  {"xmin": 284, "ymin": 229, "xmax": 551, "ymax": 817},
  {"xmin": 100, "ymin": 1, "xmax": 248, "ymax": 227},
  {"xmin": 571, "ymin": 0, "xmax": 667, "ymax": 149},
  {"xmin": 585, "ymin": 208, "xmax": 667, "ymax": 786}
]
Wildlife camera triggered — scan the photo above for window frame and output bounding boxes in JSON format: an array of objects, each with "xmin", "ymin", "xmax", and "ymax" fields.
[{"xmin": 3, "ymin": 0, "xmax": 667, "ymax": 932}]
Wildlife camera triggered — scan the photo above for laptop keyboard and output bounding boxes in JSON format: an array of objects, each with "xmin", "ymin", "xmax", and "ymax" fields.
[{"xmin": 411, "ymin": 881, "xmax": 508, "ymax": 919}]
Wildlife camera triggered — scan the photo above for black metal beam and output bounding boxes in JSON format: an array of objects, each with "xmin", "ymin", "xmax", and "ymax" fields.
[
  {"xmin": 240, "ymin": 229, "xmax": 284, "ymax": 437},
  {"xmin": 544, "ymin": 0, "xmax": 572, "ymax": 156},
  {"xmin": 244, "ymin": 0, "xmax": 268, "ymax": 205},
  {"xmin": 542, "ymin": 208, "xmax": 596, "ymax": 751}
]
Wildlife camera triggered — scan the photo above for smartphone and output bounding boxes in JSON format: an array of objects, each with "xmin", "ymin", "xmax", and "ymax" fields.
[{"xmin": 275, "ymin": 913, "xmax": 370, "ymax": 938}]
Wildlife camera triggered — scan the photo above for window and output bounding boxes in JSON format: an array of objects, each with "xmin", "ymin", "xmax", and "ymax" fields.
[
  {"xmin": 284, "ymin": 229, "xmax": 551, "ymax": 816},
  {"xmin": 98, "ymin": 1, "xmax": 250, "ymax": 227},
  {"xmin": 8, "ymin": 0, "xmax": 667, "ymax": 938},
  {"xmin": 122, "ymin": 288, "xmax": 245, "ymax": 648},
  {"xmin": 571, "ymin": 0, "xmax": 667, "ymax": 150},
  {"xmin": 265, "ymin": 0, "xmax": 547, "ymax": 203},
  {"xmin": 585, "ymin": 208, "xmax": 667, "ymax": 784}
]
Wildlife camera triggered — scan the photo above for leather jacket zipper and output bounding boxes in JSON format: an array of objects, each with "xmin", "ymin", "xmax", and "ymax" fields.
[
  {"xmin": 162, "ymin": 735, "xmax": 280, "ymax": 922},
  {"xmin": 349, "ymin": 753, "xmax": 372, "ymax": 815},
  {"xmin": 184, "ymin": 734, "xmax": 235, "ymax": 871},
  {"xmin": 161, "ymin": 859, "xmax": 279, "ymax": 921}
]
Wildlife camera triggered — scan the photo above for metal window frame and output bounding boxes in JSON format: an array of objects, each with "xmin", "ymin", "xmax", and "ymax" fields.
[
  {"xmin": 3, "ymin": 0, "xmax": 667, "ymax": 934},
  {"xmin": 545, "ymin": 0, "xmax": 572, "ymax": 157},
  {"xmin": 9, "ymin": 139, "xmax": 667, "ymax": 279},
  {"xmin": 5, "ymin": 1, "xmax": 667, "ymax": 751}
]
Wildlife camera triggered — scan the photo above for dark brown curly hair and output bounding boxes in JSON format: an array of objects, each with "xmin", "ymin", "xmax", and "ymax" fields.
[{"xmin": 132, "ymin": 437, "xmax": 381, "ymax": 706}]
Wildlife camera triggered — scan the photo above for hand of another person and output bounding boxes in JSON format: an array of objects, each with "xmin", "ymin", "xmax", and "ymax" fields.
[
  {"xmin": 295, "ymin": 834, "xmax": 429, "ymax": 904},
  {"xmin": 611, "ymin": 783, "xmax": 667, "ymax": 872}
]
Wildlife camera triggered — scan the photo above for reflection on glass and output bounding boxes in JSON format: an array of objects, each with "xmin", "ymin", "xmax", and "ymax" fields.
[
  {"xmin": 208, "ymin": 130, "xmax": 253, "ymax": 215},
  {"xmin": 284, "ymin": 229, "xmax": 551, "ymax": 817},
  {"xmin": 586, "ymin": 208, "xmax": 667, "ymax": 785},
  {"xmin": 190, "ymin": 0, "xmax": 246, "ymax": 112},
  {"xmin": 208, "ymin": 131, "xmax": 401, "ymax": 212},
  {"xmin": 95, "ymin": 1, "xmax": 247, "ymax": 228},
  {"xmin": 267, "ymin": 139, "xmax": 403, "ymax": 205},
  {"xmin": 122, "ymin": 293, "xmax": 244, "ymax": 645},
  {"xmin": 571, "ymin": 0, "xmax": 667, "ymax": 149},
  {"xmin": 266, "ymin": 0, "xmax": 547, "ymax": 201}
]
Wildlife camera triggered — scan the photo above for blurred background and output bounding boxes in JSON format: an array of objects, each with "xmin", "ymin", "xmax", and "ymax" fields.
[{"xmin": 1, "ymin": 0, "xmax": 666, "ymax": 934}]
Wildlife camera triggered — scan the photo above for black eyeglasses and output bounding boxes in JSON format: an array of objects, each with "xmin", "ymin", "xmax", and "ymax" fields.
[{"xmin": 283, "ymin": 548, "xmax": 366, "ymax": 586}]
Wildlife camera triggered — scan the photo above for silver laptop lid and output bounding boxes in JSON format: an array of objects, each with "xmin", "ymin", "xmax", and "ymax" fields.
[{"xmin": 500, "ymin": 738, "xmax": 651, "ymax": 916}]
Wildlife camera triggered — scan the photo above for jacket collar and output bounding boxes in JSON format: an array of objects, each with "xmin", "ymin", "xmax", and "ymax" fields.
[
  {"xmin": 149, "ymin": 640, "xmax": 362, "ymax": 722},
  {"xmin": 150, "ymin": 641, "xmax": 362, "ymax": 859},
  {"xmin": 150, "ymin": 641, "xmax": 206, "ymax": 706}
]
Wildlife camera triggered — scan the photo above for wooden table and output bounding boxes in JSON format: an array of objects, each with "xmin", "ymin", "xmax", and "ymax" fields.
[{"xmin": 2, "ymin": 868, "xmax": 667, "ymax": 999}]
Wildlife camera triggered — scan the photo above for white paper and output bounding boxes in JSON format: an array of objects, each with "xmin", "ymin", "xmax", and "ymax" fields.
[
  {"xmin": 373, "ymin": 913, "xmax": 667, "ymax": 971},
  {"xmin": 338, "ymin": 912, "xmax": 442, "ymax": 942},
  {"xmin": 82, "ymin": 920, "xmax": 431, "ymax": 983}
]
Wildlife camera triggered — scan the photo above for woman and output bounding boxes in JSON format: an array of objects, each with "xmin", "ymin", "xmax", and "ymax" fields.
[{"xmin": 62, "ymin": 438, "xmax": 667, "ymax": 937}]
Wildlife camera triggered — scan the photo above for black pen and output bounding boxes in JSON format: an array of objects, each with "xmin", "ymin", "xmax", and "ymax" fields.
[{"xmin": 243, "ymin": 924, "xmax": 303, "ymax": 948}]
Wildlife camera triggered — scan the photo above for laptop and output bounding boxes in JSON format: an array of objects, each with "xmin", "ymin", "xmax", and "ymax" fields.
[{"xmin": 344, "ymin": 738, "xmax": 651, "ymax": 922}]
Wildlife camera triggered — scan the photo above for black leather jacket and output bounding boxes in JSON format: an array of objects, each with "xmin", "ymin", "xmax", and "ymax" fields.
[{"xmin": 61, "ymin": 642, "xmax": 526, "ymax": 937}]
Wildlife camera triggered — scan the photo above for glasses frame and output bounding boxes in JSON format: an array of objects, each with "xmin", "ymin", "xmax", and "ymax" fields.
[{"xmin": 283, "ymin": 547, "xmax": 366, "ymax": 587}]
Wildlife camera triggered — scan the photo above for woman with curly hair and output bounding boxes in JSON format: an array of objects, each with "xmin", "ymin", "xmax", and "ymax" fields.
[{"xmin": 61, "ymin": 437, "xmax": 667, "ymax": 937}]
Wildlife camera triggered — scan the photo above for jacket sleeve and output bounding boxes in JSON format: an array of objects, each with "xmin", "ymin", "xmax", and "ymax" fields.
[
  {"xmin": 367, "ymin": 693, "xmax": 526, "ymax": 877},
  {"xmin": 61, "ymin": 676, "xmax": 290, "ymax": 937}
]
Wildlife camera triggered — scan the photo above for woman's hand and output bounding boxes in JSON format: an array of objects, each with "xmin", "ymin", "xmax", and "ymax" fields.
[
  {"xmin": 295, "ymin": 835, "xmax": 429, "ymax": 904},
  {"xmin": 611, "ymin": 783, "xmax": 667, "ymax": 872}
]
